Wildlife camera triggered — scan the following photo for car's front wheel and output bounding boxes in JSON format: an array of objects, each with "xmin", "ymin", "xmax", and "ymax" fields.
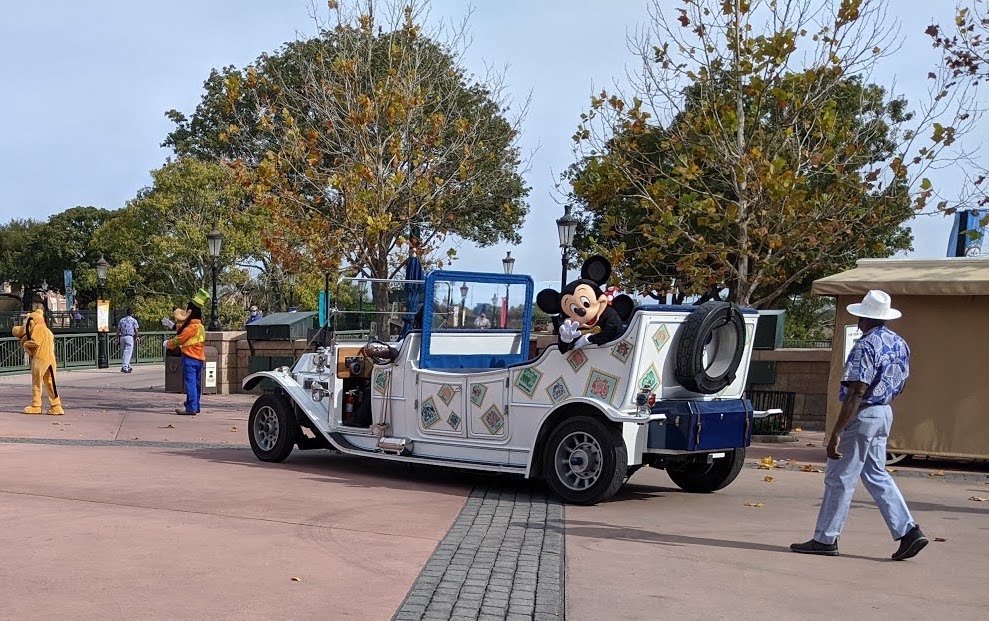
[
  {"xmin": 249, "ymin": 394, "xmax": 297, "ymax": 462},
  {"xmin": 543, "ymin": 415, "xmax": 627, "ymax": 505}
]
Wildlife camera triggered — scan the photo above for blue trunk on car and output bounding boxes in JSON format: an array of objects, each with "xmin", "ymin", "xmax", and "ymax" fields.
[{"xmin": 647, "ymin": 399, "xmax": 753, "ymax": 451}]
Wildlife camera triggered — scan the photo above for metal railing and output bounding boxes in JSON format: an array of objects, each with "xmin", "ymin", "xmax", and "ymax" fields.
[
  {"xmin": 0, "ymin": 331, "xmax": 171, "ymax": 374},
  {"xmin": 0, "ymin": 310, "xmax": 152, "ymax": 334},
  {"xmin": 749, "ymin": 390, "xmax": 796, "ymax": 435},
  {"xmin": 782, "ymin": 339, "xmax": 832, "ymax": 349}
]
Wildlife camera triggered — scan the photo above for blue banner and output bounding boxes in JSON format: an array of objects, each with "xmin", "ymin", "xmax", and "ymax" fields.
[
  {"xmin": 64, "ymin": 269, "xmax": 73, "ymax": 310},
  {"xmin": 947, "ymin": 209, "xmax": 987, "ymax": 257}
]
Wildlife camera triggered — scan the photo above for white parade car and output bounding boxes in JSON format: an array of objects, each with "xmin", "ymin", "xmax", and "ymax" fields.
[{"xmin": 243, "ymin": 270, "xmax": 773, "ymax": 505}]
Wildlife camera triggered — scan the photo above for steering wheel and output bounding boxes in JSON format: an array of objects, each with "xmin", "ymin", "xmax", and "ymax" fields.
[{"xmin": 364, "ymin": 340, "xmax": 398, "ymax": 365}]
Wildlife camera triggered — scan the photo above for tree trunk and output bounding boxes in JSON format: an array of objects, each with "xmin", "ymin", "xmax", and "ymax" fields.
[{"xmin": 732, "ymin": 1, "xmax": 749, "ymax": 307}]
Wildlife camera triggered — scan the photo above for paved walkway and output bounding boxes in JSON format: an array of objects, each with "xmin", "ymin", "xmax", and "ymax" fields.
[{"xmin": 2, "ymin": 367, "xmax": 987, "ymax": 620}]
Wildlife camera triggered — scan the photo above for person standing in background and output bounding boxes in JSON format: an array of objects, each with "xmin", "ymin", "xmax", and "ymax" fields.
[{"xmin": 116, "ymin": 309, "xmax": 140, "ymax": 374}]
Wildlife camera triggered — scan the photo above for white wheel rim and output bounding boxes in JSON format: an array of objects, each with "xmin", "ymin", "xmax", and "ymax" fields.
[
  {"xmin": 254, "ymin": 406, "xmax": 280, "ymax": 451},
  {"xmin": 554, "ymin": 431, "xmax": 604, "ymax": 492}
]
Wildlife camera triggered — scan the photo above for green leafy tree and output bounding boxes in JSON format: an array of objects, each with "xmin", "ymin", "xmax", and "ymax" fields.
[
  {"xmin": 163, "ymin": 0, "xmax": 529, "ymax": 336},
  {"xmin": 92, "ymin": 157, "xmax": 262, "ymax": 328},
  {"xmin": 569, "ymin": 0, "xmax": 977, "ymax": 308}
]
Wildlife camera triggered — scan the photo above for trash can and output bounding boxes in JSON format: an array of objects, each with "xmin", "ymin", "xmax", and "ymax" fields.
[
  {"xmin": 164, "ymin": 346, "xmax": 219, "ymax": 395},
  {"xmin": 246, "ymin": 311, "xmax": 317, "ymax": 341}
]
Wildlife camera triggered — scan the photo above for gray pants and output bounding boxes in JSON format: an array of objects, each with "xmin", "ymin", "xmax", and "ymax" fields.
[
  {"xmin": 814, "ymin": 404, "xmax": 914, "ymax": 544},
  {"xmin": 120, "ymin": 335, "xmax": 135, "ymax": 370}
]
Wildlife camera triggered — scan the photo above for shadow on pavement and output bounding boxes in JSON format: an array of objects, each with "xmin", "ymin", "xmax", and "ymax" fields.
[
  {"xmin": 161, "ymin": 446, "xmax": 541, "ymax": 498},
  {"xmin": 565, "ymin": 519, "xmax": 890, "ymax": 562},
  {"xmin": 848, "ymin": 498, "xmax": 989, "ymax": 516}
]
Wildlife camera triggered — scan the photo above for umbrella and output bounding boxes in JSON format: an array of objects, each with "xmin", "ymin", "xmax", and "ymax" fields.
[{"xmin": 401, "ymin": 254, "xmax": 425, "ymax": 338}]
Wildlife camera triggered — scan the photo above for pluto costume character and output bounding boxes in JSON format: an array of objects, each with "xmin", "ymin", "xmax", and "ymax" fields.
[
  {"xmin": 11, "ymin": 309, "xmax": 64, "ymax": 415},
  {"xmin": 536, "ymin": 255, "xmax": 635, "ymax": 353}
]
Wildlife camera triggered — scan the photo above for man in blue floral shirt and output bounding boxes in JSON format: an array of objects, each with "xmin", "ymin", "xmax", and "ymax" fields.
[{"xmin": 792, "ymin": 290, "xmax": 927, "ymax": 561}]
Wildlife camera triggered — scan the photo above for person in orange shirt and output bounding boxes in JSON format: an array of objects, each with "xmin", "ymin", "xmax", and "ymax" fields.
[{"xmin": 165, "ymin": 289, "xmax": 209, "ymax": 415}]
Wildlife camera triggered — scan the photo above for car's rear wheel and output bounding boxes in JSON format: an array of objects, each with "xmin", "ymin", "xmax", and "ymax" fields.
[
  {"xmin": 667, "ymin": 448, "xmax": 746, "ymax": 493},
  {"xmin": 249, "ymin": 394, "xmax": 297, "ymax": 462},
  {"xmin": 543, "ymin": 415, "xmax": 627, "ymax": 505}
]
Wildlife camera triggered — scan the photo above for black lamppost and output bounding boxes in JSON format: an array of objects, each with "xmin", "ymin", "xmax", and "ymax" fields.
[
  {"xmin": 286, "ymin": 272, "xmax": 296, "ymax": 310},
  {"xmin": 502, "ymin": 250, "xmax": 514, "ymax": 327},
  {"xmin": 96, "ymin": 254, "xmax": 109, "ymax": 369},
  {"xmin": 207, "ymin": 227, "xmax": 223, "ymax": 331},
  {"xmin": 556, "ymin": 205, "xmax": 579, "ymax": 290},
  {"xmin": 459, "ymin": 282, "xmax": 469, "ymax": 327}
]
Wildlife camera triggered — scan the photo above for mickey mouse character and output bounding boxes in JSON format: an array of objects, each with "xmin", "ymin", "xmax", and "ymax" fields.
[{"xmin": 536, "ymin": 255, "xmax": 635, "ymax": 352}]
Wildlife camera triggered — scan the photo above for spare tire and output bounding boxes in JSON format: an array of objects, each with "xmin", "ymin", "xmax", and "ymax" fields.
[{"xmin": 674, "ymin": 301, "xmax": 746, "ymax": 394}]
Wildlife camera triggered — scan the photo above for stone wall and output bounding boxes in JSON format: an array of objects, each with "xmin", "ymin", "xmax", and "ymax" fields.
[{"xmin": 748, "ymin": 348, "xmax": 832, "ymax": 430}]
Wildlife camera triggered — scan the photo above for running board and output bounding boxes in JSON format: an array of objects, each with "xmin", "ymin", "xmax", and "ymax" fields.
[{"xmin": 327, "ymin": 432, "xmax": 527, "ymax": 474}]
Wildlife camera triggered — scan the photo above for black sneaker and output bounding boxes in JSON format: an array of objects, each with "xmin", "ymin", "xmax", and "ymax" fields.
[
  {"xmin": 790, "ymin": 539, "xmax": 839, "ymax": 556},
  {"xmin": 892, "ymin": 525, "xmax": 928, "ymax": 561}
]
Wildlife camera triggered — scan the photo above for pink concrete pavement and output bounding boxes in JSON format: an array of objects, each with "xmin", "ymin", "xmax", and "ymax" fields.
[
  {"xmin": 0, "ymin": 366, "xmax": 473, "ymax": 620},
  {"xmin": 0, "ymin": 365, "xmax": 253, "ymax": 445},
  {"xmin": 566, "ymin": 464, "xmax": 989, "ymax": 621},
  {"xmin": 0, "ymin": 443, "xmax": 471, "ymax": 621}
]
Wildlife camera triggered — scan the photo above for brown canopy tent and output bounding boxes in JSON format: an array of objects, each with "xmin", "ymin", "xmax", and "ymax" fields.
[{"xmin": 812, "ymin": 258, "xmax": 989, "ymax": 460}]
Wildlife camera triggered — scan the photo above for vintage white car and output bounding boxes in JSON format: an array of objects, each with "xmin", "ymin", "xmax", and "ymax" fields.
[{"xmin": 243, "ymin": 270, "xmax": 772, "ymax": 505}]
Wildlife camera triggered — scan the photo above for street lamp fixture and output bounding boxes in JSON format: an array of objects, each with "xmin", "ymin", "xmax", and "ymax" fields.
[
  {"xmin": 459, "ymin": 282, "xmax": 469, "ymax": 327},
  {"xmin": 501, "ymin": 251, "xmax": 515, "ymax": 328},
  {"xmin": 502, "ymin": 251, "xmax": 515, "ymax": 275},
  {"xmin": 286, "ymin": 272, "xmax": 297, "ymax": 309},
  {"xmin": 95, "ymin": 253, "xmax": 110, "ymax": 368},
  {"xmin": 207, "ymin": 227, "xmax": 223, "ymax": 331},
  {"xmin": 556, "ymin": 205, "xmax": 579, "ymax": 291}
]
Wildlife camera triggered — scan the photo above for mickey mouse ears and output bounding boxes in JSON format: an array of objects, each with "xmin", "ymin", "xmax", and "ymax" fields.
[{"xmin": 581, "ymin": 255, "xmax": 611, "ymax": 285}]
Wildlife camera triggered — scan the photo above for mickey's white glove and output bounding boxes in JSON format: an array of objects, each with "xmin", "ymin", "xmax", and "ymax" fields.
[
  {"xmin": 559, "ymin": 319, "xmax": 582, "ymax": 344},
  {"xmin": 572, "ymin": 334, "xmax": 592, "ymax": 350}
]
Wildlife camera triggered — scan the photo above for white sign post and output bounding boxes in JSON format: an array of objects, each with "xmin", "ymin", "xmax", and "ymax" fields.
[
  {"xmin": 205, "ymin": 361, "xmax": 217, "ymax": 389},
  {"xmin": 843, "ymin": 324, "xmax": 863, "ymax": 363}
]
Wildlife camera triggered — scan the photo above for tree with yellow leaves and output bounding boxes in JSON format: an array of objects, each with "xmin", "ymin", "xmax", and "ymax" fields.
[{"xmin": 165, "ymin": 0, "xmax": 529, "ymax": 335}]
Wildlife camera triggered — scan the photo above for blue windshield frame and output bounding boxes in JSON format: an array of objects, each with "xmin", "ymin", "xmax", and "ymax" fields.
[{"xmin": 421, "ymin": 270, "xmax": 534, "ymax": 370}]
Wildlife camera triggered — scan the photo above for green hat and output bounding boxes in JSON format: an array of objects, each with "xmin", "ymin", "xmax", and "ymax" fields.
[{"xmin": 191, "ymin": 288, "xmax": 210, "ymax": 309}]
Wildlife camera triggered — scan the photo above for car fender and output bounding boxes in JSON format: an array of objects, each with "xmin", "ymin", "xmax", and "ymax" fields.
[
  {"xmin": 523, "ymin": 397, "xmax": 663, "ymax": 477},
  {"xmin": 242, "ymin": 370, "xmax": 331, "ymax": 434}
]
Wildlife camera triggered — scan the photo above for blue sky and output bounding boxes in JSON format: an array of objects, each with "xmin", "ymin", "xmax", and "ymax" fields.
[{"xmin": 0, "ymin": 1, "xmax": 980, "ymax": 293}]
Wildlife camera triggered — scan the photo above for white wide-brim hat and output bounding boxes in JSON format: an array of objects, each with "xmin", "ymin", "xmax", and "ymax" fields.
[{"xmin": 847, "ymin": 289, "xmax": 901, "ymax": 321}]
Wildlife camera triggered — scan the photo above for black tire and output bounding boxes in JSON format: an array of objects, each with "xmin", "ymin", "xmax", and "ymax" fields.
[
  {"xmin": 248, "ymin": 394, "xmax": 297, "ymax": 462},
  {"xmin": 674, "ymin": 301, "xmax": 746, "ymax": 394},
  {"xmin": 542, "ymin": 415, "xmax": 627, "ymax": 505},
  {"xmin": 667, "ymin": 448, "xmax": 746, "ymax": 493}
]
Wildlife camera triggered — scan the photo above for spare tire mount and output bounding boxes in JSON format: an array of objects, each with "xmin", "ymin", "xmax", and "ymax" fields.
[{"xmin": 674, "ymin": 301, "xmax": 746, "ymax": 394}]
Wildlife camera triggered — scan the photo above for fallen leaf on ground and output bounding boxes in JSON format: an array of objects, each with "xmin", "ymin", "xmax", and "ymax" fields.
[
  {"xmin": 886, "ymin": 467, "xmax": 897, "ymax": 473},
  {"xmin": 744, "ymin": 502, "xmax": 765, "ymax": 507},
  {"xmin": 969, "ymin": 496, "xmax": 989, "ymax": 502},
  {"xmin": 132, "ymin": 437, "xmax": 139, "ymax": 440},
  {"xmin": 230, "ymin": 426, "xmax": 238, "ymax": 432},
  {"xmin": 793, "ymin": 427, "xmax": 803, "ymax": 433},
  {"xmin": 51, "ymin": 422, "xmax": 59, "ymax": 425},
  {"xmin": 929, "ymin": 470, "xmax": 946, "ymax": 477},
  {"xmin": 758, "ymin": 456, "xmax": 778, "ymax": 470},
  {"xmin": 934, "ymin": 537, "xmax": 947, "ymax": 542},
  {"xmin": 801, "ymin": 464, "xmax": 824, "ymax": 473},
  {"xmin": 159, "ymin": 424, "xmax": 175, "ymax": 429},
  {"xmin": 291, "ymin": 577, "xmax": 301, "ymax": 582},
  {"xmin": 763, "ymin": 476, "xmax": 774, "ymax": 483},
  {"xmin": 806, "ymin": 443, "xmax": 816, "ymax": 446}
]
